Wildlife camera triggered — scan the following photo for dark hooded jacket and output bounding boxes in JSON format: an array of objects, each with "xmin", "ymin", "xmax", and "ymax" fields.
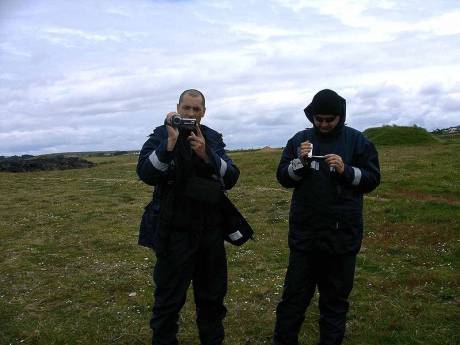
[{"xmin": 277, "ymin": 90, "xmax": 380, "ymax": 254}]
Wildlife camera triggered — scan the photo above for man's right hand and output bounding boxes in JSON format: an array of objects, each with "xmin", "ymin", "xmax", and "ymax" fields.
[
  {"xmin": 165, "ymin": 112, "xmax": 179, "ymax": 152},
  {"xmin": 299, "ymin": 140, "xmax": 313, "ymax": 160}
]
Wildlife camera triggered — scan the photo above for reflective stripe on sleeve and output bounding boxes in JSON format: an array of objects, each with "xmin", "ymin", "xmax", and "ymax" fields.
[
  {"xmin": 288, "ymin": 163, "xmax": 302, "ymax": 181},
  {"xmin": 220, "ymin": 158, "xmax": 227, "ymax": 177},
  {"xmin": 149, "ymin": 151, "xmax": 169, "ymax": 172},
  {"xmin": 352, "ymin": 167, "xmax": 362, "ymax": 185}
]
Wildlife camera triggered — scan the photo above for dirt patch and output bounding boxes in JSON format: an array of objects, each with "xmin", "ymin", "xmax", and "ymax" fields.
[
  {"xmin": 365, "ymin": 222, "xmax": 453, "ymax": 249},
  {"xmin": 254, "ymin": 186, "xmax": 290, "ymax": 193},
  {"xmin": 365, "ymin": 196, "xmax": 390, "ymax": 202},
  {"xmin": 394, "ymin": 188, "xmax": 460, "ymax": 206}
]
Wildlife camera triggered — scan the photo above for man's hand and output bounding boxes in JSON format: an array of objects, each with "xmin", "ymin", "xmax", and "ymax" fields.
[
  {"xmin": 325, "ymin": 154, "xmax": 345, "ymax": 174},
  {"xmin": 165, "ymin": 112, "xmax": 179, "ymax": 152},
  {"xmin": 299, "ymin": 141, "xmax": 313, "ymax": 161},
  {"xmin": 188, "ymin": 125, "xmax": 209, "ymax": 163}
]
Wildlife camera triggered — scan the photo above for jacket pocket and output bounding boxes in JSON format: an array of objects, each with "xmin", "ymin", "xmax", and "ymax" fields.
[{"xmin": 334, "ymin": 214, "xmax": 363, "ymax": 254}]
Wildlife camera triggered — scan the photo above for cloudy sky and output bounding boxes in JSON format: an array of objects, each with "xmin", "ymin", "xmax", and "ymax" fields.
[{"xmin": 1, "ymin": 0, "xmax": 459, "ymax": 155}]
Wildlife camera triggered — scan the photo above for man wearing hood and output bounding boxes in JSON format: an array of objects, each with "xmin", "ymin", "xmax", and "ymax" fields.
[{"xmin": 272, "ymin": 89, "xmax": 380, "ymax": 345}]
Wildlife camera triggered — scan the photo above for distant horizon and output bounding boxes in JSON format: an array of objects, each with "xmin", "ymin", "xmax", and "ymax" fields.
[
  {"xmin": 1, "ymin": 146, "xmax": 280, "ymax": 157},
  {"xmin": 2, "ymin": 123, "xmax": 459, "ymax": 157}
]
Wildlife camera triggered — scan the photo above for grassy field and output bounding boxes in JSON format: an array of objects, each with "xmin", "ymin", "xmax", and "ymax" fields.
[{"xmin": 1, "ymin": 138, "xmax": 459, "ymax": 345}]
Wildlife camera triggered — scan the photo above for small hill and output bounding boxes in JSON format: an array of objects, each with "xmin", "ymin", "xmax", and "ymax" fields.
[{"xmin": 363, "ymin": 125, "xmax": 440, "ymax": 146}]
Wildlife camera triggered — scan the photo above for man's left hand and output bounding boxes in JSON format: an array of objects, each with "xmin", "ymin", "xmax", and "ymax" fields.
[
  {"xmin": 188, "ymin": 125, "xmax": 210, "ymax": 163},
  {"xmin": 325, "ymin": 154, "xmax": 345, "ymax": 174}
]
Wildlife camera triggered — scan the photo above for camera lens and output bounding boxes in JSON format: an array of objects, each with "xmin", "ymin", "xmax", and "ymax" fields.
[{"xmin": 171, "ymin": 115, "xmax": 182, "ymax": 126}]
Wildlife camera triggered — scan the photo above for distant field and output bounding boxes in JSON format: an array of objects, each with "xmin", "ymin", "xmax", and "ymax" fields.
[{"xmin": 1, "ymin": 138, "xmax": 459, "ymax": 345}]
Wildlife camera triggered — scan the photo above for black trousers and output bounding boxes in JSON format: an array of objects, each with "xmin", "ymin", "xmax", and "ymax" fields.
[
  {"xmin": 273, "ymin": 249, "xmax": 356, "ymax": 345},
  {"xmin": 150, "ymin": 228, "xmax": 227, "ymax": 345}
]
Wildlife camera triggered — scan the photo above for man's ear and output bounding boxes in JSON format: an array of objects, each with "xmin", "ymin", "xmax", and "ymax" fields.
[{"xmin": 177, "ymin": 103, "xmax": 180, "ymax": 113}]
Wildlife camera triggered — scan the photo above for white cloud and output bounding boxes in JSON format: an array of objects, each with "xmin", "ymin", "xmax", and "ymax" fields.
[
  {"xmin": 0, "ymin": 42, "xmax": 32, "ymax": 58},
  {"xmin": 229, "ymin": 22, "xmax": 303, "ymax": 40},
  {"xmin": 420, "ymin": 11, "xmax": 460, "ymax": 36},
  {"xmin": 272, "ymin": 0, "xmax": 460, "ymax": 41},
  {"xmin": 42, "ymin": 27, "xmax": 122, "ymax": 42}
]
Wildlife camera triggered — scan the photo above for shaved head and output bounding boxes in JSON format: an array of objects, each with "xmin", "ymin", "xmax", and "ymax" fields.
[{"xmin": 179, "ymin": 89, "xmax": 205, "ymax": 107}]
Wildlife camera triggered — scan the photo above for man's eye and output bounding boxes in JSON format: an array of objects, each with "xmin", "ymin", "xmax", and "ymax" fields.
[
  {"xmin": 193, "ymin": 107, "xmax": 201, "ymax": 112},
  {"xmin": 183, "ymin": 106, "xmax": 191, "ymax": 110}
]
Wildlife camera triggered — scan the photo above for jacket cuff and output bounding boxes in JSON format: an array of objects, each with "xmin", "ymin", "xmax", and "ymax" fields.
[
  {"xmin": 287, "ymin": 159, "xmax": 304, "ymax": 181},
  {"xmin": 339, "ymin": 165, "xmax": 361, "ymax": 185},
  {"xmin": 206, "ymin": 147, "xmax": 228, "ymax": 177}
]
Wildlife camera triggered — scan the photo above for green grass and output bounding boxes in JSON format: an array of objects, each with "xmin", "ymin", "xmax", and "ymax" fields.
[
  {"xmin": 1, "ymin": 138, "xmax": 459, "ymax": 345},
  {"xmin": 364, "ymin": 125, "xmax": 440, "ymax": 146}
]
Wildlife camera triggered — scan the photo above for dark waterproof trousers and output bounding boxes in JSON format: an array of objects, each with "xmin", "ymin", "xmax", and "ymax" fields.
[
  {"xmin": 150, "ymin": 228, "xmax": 227, "ymax": 345},
  {"xmin": 273, "ymin": 249, "xmax": 356, "ymax": 345}
]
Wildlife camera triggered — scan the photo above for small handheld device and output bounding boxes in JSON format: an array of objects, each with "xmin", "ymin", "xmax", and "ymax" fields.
[
  {"xmin": 164, "ymin": 114, "xmax": 196, "ymax": 131},
  {"xmin": 301, "ymin": 143, "xmax": 326, "ymax": 162}
]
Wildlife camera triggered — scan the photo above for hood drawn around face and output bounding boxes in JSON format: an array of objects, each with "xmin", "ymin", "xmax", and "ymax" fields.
[{"xmin": 304, "ymin": 89, "xmax": 347, "ymax": 135}]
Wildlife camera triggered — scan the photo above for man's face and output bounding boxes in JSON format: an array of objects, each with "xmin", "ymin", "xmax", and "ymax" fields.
[
  {"xmin": 313, "ymin": 114, "xmax": 340, "ymax": 133},
  {"xmin": 177, "ymin": 94, "xmax": 205, "ymax": 124}
]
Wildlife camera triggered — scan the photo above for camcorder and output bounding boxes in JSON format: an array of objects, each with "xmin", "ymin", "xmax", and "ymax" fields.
[{"xmin": 164, "ymin": 114, "xmax": 196, "ymax": 133}]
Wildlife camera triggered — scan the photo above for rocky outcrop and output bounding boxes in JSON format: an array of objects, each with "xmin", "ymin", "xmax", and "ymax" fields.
[{"xmin": 0, "ymin": 155, "xmax": 96, "ymax": 172}]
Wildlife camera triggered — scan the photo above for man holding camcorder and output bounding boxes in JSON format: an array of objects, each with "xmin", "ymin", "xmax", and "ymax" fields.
[
  {"xmin": 137, "ymin": 89, "xmax": 240, "ymax": 345},
  {"xmin": 273, "ymin": 89, "xmax": 381, "ymax": 345}
]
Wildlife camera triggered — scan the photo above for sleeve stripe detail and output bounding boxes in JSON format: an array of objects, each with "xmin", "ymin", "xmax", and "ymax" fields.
[
  {"xmin": 149, "ymin": 151, "xmax": 169, "ymax": 172},
  {"xmin": 288, "ymin": 164, "xmax": 302, "ymax": 181},
  {"xmin": 352, "ymin": 167, "xmax": 362, "ymax": 185},
  {"xmin": 220, "ymin": 158, "xmax": 227, "ymax": 176}
]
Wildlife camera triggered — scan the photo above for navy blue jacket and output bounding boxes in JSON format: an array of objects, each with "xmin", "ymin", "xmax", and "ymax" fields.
[
  {"xmin": 137, "ymin": 124, "xmax": 240, "ymax": 248},
  {"xmin": 277, "ymin": 114, "xmax": 380, "ymax": 254}
]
